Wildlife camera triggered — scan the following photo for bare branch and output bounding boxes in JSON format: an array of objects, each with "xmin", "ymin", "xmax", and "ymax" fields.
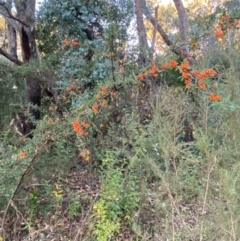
[
  {"xmin": 141, "ymin": 0, "xmax": 172, "ymax": 45},
  {"xmin": 0, "ymin": 1, "xmax": 29, "ymax": 28},
  {"xmin": 141, "ymin": 0, "xmax": 193, "ymax": 63},
  {"xmin": 0, "ymin": 47, "xmax": 23, "ymax": 65},
  {"xmin": 141, "ymin": 0, "xmax": 180, "ymax": 56}
]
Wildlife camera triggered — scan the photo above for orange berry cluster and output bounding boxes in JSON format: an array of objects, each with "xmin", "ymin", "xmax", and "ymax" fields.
[
  {"xmin": 17, "ymin": 151, "xmax": 27, "ymax": 159},
  {"xmin": 136, "ymin": 64, "xmax": 158, "ymax": 80},
  {"xmin": 92, "ymin": 85, "xmax": 117, "ymax": 114},
  {"xmin": 177, "ymin": 60, "xmax": 193, "ymax": 88},
  {"xmin": 177, "ymin": 60, "xmax": 217, "ymax": 91},
  {"xmin": 63, "ymin": 39, "xmax": 79, "ymax": 46},
  {"xmin": 215, "ymin": 15, "xmax": 240, "ymax": 39},
  {"xmin": 72, "ymin": 120, "xmax": 89, "ymax": 136},
  {"xmin": 161, "ymin": 60, "xmax": 178, "ymax": 69},
  {"xmin": 135, "ymin": 58, "xmax": 221, "ymax": 101},
  {"xmin": 178, "ymin": 61, "xmax": 221, "ymax": 101},
  {"xmin": 136, "ymin": 63, "xmax": 159, "ymax": 80},
  {"xmin": 209, "ymin": 93, "xmax": 221, "ymax": 102},
  {"xmin": 92, "ymin": 103, "xmax": 99, "ymax": 114},
  {"xmin": 66, "ymin": 85, "xmax": 82, "ymax": 94},
  {"xmin": 192, "ymin": 69, "xmax": 217, "ymax": 90},
  {"xmin": 136, "ymin": 60, "xmax": 178, "ymax": 80}
]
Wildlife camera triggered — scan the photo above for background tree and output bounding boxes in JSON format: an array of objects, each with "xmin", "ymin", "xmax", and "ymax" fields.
[
  {"xmin": 134, "ymin": 0, "xmax": 148, "ymax": 65},
  {"xmin": 0, "ymin": 0, "xmax": 37, "ymax": 64},
  {"xmin": 36, "ymin": 0, "xmax": 134, "ymax": 86},
  {"xmin": 135, "ymin": 0, "xmax": 191, "ymax": 61}
]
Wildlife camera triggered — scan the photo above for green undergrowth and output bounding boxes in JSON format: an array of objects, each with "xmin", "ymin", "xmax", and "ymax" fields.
[{"xmin": 1, "ymin": 47, "xmax": 240, "ymax": 240}]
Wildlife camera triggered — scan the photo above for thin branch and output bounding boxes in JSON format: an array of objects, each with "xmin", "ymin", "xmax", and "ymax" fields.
[
  {"xmin": 141, "ymin": 0, "xmax": 180, "ymax": 57},
  {"xmin": 142, "ymin": 0, "xmax": 172, "ymax": 46},
  {"xmin": 0, "ymin": 2, "xmax": 29, "ymax": 27},
  {"xmin": 0, "ymin": 47, "xmax": 23, "ymax": 65}
]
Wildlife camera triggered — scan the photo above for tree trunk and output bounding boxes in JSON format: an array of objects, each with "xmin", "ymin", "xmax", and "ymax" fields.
[
  {"xmin": 6, "ymin": 0, "xmax": 17, "ymax": 59},
  {"xmin": 141, "ymin": 0, "xmax": 172, "ymax": 45},
  {"xmin": 150, "ymin": 6, "xmax": 158, "ymax": 60},
  {"xmin": 134, "ymin": 0, "xmax": 148, "ymax": 65},
  {"xmin": 0, "ymin": 0, "xmax": 37, "ymax": 64},
  {"xmin": 172, "ymin": 0, "xmax": 189, "ymax": 60},
  {"xmin": 14, "ymin": 0, "xmax": 37, "ymax": 61},
  {"xmin": 0, "ymin": 0, "xmax": 58, "ymax": 137},
  {"xmin": 7, "ymin": 23, "xmax": 17, "ymax": 59}
]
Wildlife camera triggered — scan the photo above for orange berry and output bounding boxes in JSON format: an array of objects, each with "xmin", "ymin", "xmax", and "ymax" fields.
[
  {"xmin": 110, "ymin": 91, "xmax": 117, "ymax": 98},
  {"xmin": 169, "ymin": 60, "xmax": 178, "ymax": 68},
  {"xmin": 137, "ymin": 73, "xmax": 145, "ymax": 80},
  {"xmin": 209, "ymin": 93, "xmax": 221, "ymax": 101},
  {"xmin": 66, "ymin": 87, "xmax": 71, "ymax": 92},
  {"xmin": 100, "ymin": 86, "xmax": 108, "ymax": 95},
  {"xmin": 63, "ymin": 39, "xmax": 70, "ymax": 45},
  {"xmin": 82, "ymin": 122, "xmax": 90, "ymax": 128},
  {"xmin": 182, "ymin": 72, "xmax": 192, "ymax": 79},
  {"xmin": 184, "ymin": 79, "xmax": 191, "ymax": 88},
  {"xmin": 221, "ymin": 16, "xmax": 227, "ymax": 21},
  {"xmin": 92, "ymin": 103, "xmax": 99, "ymax": 114},
  {"xmin": 161, "ymin": 63, "xmax": 169, "ymax": 69},
  {"xmin": 215, "ymin": 29, "xmax": 224, "ymax": 39},
  {"xmin": 101, "ymin": 99, "xmax": 107, "ymax": 107},
  {"xmin": 71, "ymin": 40, "xmax": 78, "ymax": 46},
  {"xmin": 179, "ymin": 61, "xmax": 190, "ymax": 73},
  {"xmin": 17, "ymin": 151, "xmax": 27, "ymax": 159},
  {"xmin": 149, "ymin": 65, "xmax": 158, "ymax": 74}
]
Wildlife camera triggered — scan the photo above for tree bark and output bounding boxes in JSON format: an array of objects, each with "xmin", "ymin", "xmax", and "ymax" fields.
[
  {"xmin": 172, "ymin": 0, "xmax": 189, "ymax": 59},
  {"xmin": 0, "ymin": 47, "xmax": 22, "ymax": 65},
  {"xmin": 0, "ymin": 0, "xmax": 43, "ymax": 134},
  {"xmin": 7, "ymin": 23, "xmax": 17, "ymax": 58},
  {"xmin": 0, "ymin": 0, "xmax": 37, "ymax": 64},
  {"xmin": 14, "ymin": 0, "xmax": 37, "ymax": 61},
  {"xmin": 150, "ymin": 6, "xmax": 158, "ymax": 59},
  {"xmin": 6, "ymin": 0, "xmax": 17, "ymax": 59},
  {"xmin": 134, "ymin": 0, "xmax": 148, "ymax": 65}
]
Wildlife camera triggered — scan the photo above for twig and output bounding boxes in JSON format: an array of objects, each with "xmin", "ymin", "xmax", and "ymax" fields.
[
  {"xmin": 202, "ymin": 156, "xmax": 217, "ymax": 215},
  {"xmin": 199, "ymin": 156, "xmax": 217, "ymax": 241},
  {"xmin": 74, "ymin": 193, "xmax": 99, "ymax": 241}
]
